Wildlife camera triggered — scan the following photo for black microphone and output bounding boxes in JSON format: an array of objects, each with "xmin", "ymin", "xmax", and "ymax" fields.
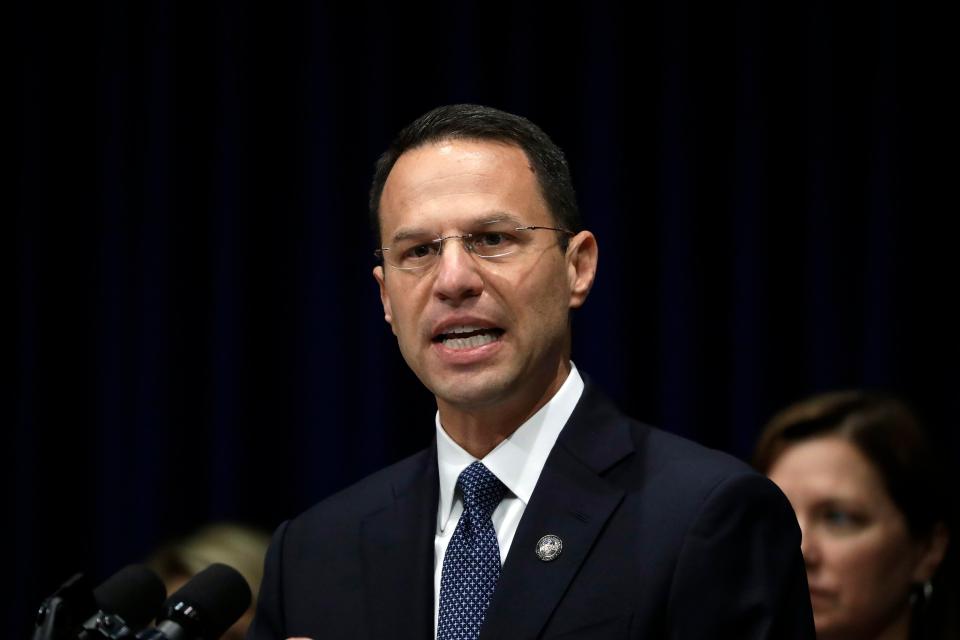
[
  {"xmin": 79, "ymin": 565, "xmax": 167, "ymax": 639},
  {"xmin": 135, "ymin": 563, "xmax": 251, "ymax": 640},
  {"xmin": 33, "ymin": 565, "xmax": 166, "ymax": 640}
]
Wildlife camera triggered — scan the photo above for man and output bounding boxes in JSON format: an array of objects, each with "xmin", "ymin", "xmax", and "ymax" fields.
[{"xmin": 249, "ymin": 105, "xmax": 814, "ymax": 639}]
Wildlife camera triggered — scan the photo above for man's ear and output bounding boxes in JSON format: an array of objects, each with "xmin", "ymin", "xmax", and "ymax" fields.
[
  {"xmin": 565, "ymin": 231, "xmax": 598, "ymax": 309},
  {"xmin": 373, "ymin": 266, "xmax": 396, "ymax": 333}
]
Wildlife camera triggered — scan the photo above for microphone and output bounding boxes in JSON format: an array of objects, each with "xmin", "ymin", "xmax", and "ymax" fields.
[
  {"xmin": 79, "ymin": 565, "xmax": 167, "ymax": 638},
  {"xmin": 33, "ymin": 565, "xmax": 166, "ymax": 640},
  {"xmin": 135, "ymin": 563, "xmax": 251, "ymax": 640}
]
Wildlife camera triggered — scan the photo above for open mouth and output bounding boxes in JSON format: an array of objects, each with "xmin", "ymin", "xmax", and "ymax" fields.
[{"xmin": 433, "ymin": 325, "xmax": 505, "ymax": 350}]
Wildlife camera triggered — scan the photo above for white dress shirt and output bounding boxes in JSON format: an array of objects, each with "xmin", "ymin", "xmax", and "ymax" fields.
[{"xmin": 433, "ymin": 363, "xmax": 585, "ymax": 635}]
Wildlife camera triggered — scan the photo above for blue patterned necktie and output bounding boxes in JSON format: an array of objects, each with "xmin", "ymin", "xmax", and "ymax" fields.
[{"xmin": 437, "ymin": 461, "xmax": 508, "ymax": 640}]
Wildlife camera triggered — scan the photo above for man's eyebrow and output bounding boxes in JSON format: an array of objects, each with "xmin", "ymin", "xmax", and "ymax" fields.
[
  {"xmin": 478, "ymin": 212, "xmax": 524, "ymax": 226},
  {"xmin": 391, "ymin": 227, "xmax": 435, "ymax": 243},
  {"xmin": 389, "ymin": 212, "xmax": 525, "ymax": 243}
]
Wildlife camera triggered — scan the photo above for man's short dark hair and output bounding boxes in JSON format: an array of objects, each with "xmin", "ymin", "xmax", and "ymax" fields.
[{"xmin": 369, "ymin": 104, "xmax": 581, "ymax": 242}]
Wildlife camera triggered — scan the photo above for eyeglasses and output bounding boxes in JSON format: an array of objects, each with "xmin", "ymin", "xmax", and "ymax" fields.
[{"xmin": 374, "ymin": 223, "xmax": 574, "ymax": 272}]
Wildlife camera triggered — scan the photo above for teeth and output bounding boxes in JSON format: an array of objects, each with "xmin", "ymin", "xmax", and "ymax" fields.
[
  {"xmin": 446, "ymin": 325, "xmax": 485, "ymax": 335},
  {"xmin": 442, "ymin": 332, "xmax": 499, "ymax": 350}
]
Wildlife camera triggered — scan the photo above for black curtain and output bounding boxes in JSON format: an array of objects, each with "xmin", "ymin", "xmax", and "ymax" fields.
[{"xmin": 12, "ymin": 1, "xmax": 955, "ymax": 634}]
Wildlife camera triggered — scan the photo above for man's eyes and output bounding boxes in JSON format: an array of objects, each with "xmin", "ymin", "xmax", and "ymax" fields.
[
  {"xmin": 408, "ymin": 243, "xmax": 438, "ymax": 258},
  {"xmin": 472, "ymin": 232, "xmax": 512, "ymax": 248},
  {"xmin": 397, "ymin": 232, "xmax": 520, "ymax": 259},
  {"xmin": 401, "ymin": 242, "xmax": 440, "ymax": 260}
]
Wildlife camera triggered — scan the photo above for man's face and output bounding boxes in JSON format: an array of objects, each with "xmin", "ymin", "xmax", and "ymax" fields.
[{"xmin": 373, "ymin": 139, "xmax": 596, "ymax": 418}]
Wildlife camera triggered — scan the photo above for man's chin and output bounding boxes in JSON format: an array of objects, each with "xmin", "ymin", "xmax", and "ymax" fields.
[{"xmin": 428, "ymin": 373, "xmax": 515, "ymax": 411}]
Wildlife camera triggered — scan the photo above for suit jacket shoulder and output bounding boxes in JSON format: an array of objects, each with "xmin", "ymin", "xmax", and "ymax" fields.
[
  {"xmin": 252, "ymin": 445, "xmax": 439, "ymax": 640},
  {"xmin": 290, "ymin": 445, "xmax": 436, "ymax": 536}
]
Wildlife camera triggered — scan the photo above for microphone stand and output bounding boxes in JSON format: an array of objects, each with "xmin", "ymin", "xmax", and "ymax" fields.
[{"xmin": 32, "ymin": 574, "xmax": 97, "ymax": 640}]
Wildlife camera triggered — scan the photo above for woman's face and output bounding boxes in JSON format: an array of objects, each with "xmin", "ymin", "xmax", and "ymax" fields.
[{"xmin": 768, "ymin": 436, "xmax": 930, "ymax": 640}]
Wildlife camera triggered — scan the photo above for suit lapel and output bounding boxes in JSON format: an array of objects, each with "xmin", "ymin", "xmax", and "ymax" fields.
[
  {"xmin": 480, "ymin": 382, "xmax": 635, "ymax": 640},
  {"xmin": 360, "ymin": 445, "xmax": 438, "ymax": 640}
]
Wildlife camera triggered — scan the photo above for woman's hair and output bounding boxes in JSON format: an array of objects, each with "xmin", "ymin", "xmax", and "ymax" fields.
[
  {"xmin": 148, "ymin": 522, "xmax": 271, "ymax": 601},
  {"xmin": 754, "ymin": 391, "xmax": 956, "ymax": 639},
  {"xmin": 754, "ymin": 391, "xmax": 944, "ymax": 538}
]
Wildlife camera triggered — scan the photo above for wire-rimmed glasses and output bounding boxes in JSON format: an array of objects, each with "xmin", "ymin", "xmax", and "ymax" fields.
[{"xmin": 374, "ymin": 222, "xmax": 574, "ymax": 272}]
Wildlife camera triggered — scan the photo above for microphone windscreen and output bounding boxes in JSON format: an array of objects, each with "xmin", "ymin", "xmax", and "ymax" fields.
[
  {"xmin": 162, "ymin": 563, "xmax": 251, "ymax": 639},
  {"xmin": 93, "ymin": 564, "xmax": 167, "ymax": 629}
]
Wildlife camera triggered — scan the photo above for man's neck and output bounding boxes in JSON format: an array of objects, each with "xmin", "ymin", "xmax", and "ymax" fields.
[{"xmin": 436, "ymin": 360, "xmax": 572, "ymax": 458}]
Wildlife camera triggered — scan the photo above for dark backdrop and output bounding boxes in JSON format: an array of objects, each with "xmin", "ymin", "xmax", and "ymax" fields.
[{"xmin": 12, "ymin": 0, "xmax": 956, "ymax": 634}]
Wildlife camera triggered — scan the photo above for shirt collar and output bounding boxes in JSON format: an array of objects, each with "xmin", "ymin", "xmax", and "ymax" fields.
[{"xmin": 435, "ymin": 363, "xmax": 585, "ymax": 532}]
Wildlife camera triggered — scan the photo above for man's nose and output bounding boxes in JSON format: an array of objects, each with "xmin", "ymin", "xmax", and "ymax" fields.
[{"xmin": 432, "ymin": 238, "xmax": 484, "ymax": 303}]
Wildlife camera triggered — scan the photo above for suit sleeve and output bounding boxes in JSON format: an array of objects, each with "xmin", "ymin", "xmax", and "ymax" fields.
[
  {"xmin": 664, "ymin": 472, "xmax": 815, "ymax": 639},
  {"xmin": 246, "ymin": 520, "xmax": 290, "ymax": 640}
]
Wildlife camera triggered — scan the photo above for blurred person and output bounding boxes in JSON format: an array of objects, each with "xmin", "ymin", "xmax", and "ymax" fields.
[
  {"xmin": 148, "ymin": 522, "xmax": 270, "ymax": 640},
  {"xmin": 755, "ymin": 391, "xmax": 955, "ymax": 640}
]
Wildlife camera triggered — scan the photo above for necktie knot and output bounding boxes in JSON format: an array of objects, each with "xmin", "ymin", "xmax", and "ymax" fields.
[{"xmin": 457, "ymin": 461, "xmax": 507, "ymax": 522}]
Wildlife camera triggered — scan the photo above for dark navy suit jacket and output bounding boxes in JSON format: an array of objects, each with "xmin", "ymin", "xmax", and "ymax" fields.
[{"xmin": 249, "ymin": 382, "xmax": 815, "ymax": 639}]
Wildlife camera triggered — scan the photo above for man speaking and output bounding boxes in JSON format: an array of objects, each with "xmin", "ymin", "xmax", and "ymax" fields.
[{"xmin": 249, "ymin": 105, "xmax": 814, "ymax": 639}]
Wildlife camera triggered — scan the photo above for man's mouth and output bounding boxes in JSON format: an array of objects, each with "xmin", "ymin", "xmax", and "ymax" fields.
[{"xmin": 432, "ymin": 325, "xmax": 505, "ymax": 350}]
